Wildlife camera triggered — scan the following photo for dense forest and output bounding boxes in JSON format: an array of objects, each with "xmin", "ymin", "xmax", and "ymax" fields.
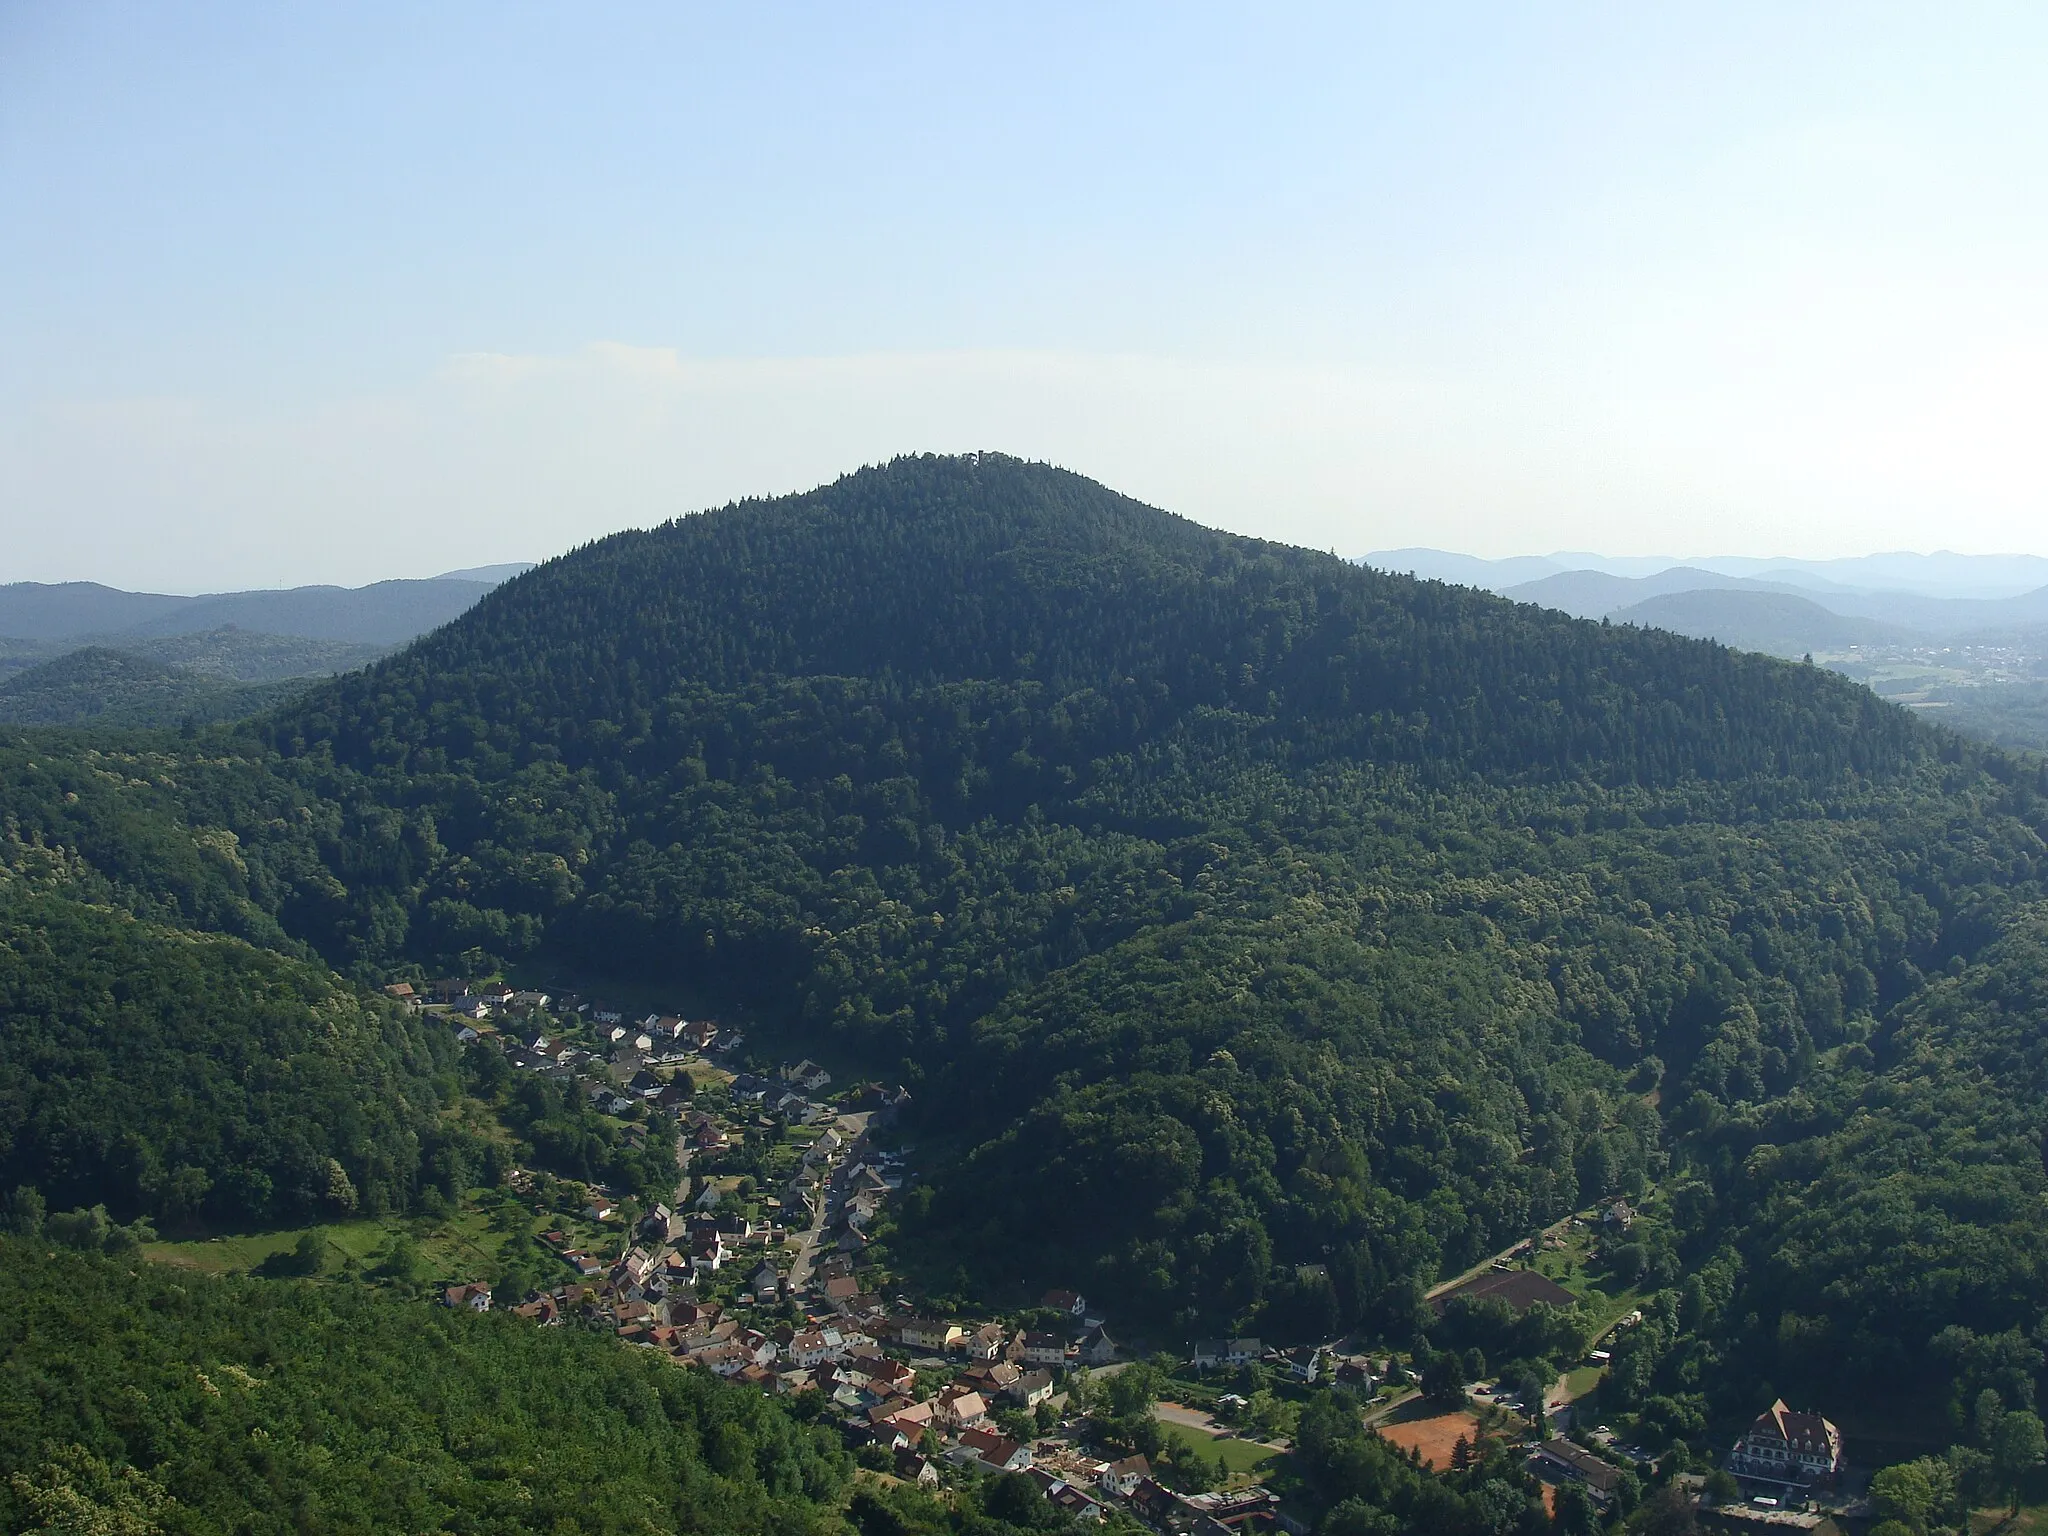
[
  {"xmin": 2, "ymin": 455, "xmax": 2046, "ymax": 1508},
  {"xmin": 0, "ymin": 647, "xmax": 309, "ymax": 727},
  {"xmin": 0, "ymin": 1240, "xmax": 853, "ymax": 1535}
]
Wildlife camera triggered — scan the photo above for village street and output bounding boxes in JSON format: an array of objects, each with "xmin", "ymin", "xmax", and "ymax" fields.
[{"xmin": 787, "ymin": 1109, "xmax": 871, "ymax": 1291}]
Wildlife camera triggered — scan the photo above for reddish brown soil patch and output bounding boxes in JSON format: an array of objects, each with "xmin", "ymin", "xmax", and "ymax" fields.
[{"xmin": 1375, "ymin": 1410, "xmax": 1482, "ymax": 1470}]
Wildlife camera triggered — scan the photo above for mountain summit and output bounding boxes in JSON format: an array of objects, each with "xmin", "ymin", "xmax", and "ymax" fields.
[{"xmin": 289, "ymin": 453, "xmax": 1916, "ymax": 790}]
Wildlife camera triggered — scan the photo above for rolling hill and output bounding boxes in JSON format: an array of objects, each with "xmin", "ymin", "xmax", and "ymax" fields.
[
  {"xmin": 6, "ymin": 454, "xmax": 2048, "ymax": 1466},
  {"xmin": 1610, "ymin": 588, "xmax": 1920, "ymax": 658},
  {"xmin": 0, "ymin": 647, "xmax": 309, "ymax": 727},
  {"xmin": 0, "ymin": 574, "xmax": 507, "ymax": 645}
]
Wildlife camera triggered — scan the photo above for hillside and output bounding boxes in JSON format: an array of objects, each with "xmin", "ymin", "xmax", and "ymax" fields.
[
  {"xmin": 1502, "ymin": 565, "xmax": 1790, "ymax": 619},
  {"xmin": 1612, "ymin": 589, "xmax": 1917, "ymax": 658},
  {"xmin": 231, "ymin": 456, "xmax": 2044, "ymax": 1347},
  {"xmin": 5, "ymin": 455, "xmax": 2048, "ymax": 1458},
  {"xmin": 0, "ymin": 1242, "xmax": 851, "ymax": 1536},
  {"xmin": 0, "ymin": 646, "xmax": 309, "ymax": 726}
]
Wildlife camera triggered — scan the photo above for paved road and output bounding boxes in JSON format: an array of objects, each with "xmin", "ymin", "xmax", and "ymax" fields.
[
  {"xmin": 671, "ymin": 1131, "xmax": 692, "ymax": 1208},
  {"xmin": 786, "ymin": 1186, "xmax": 832, "ymax": 1290},
  {"xmin": 785, "ymin": 1110, "xmax": 873, "ymax": 1292}
]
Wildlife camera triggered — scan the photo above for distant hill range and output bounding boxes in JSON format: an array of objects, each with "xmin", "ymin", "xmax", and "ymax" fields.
[
  {"xmin": 1363, "ymin": 548, "xmax": 2048, "ymax": 653},
  {"xmin": 0, "ymin": 566, "xmax": 535, "ymax": 645},
  {"xmin": 0, "ymin": 565, "xmax": 533, "ymax": 726}
]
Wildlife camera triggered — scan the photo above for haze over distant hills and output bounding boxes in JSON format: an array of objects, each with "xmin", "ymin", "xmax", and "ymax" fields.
[
  {"xmin": 0, "ymin": 565, "xmax": 535, "ymax": 726},
  {"xmin": 1363, "ymin": 547, "xmax": 2048, "ymax": 642},
  {"xmin": 1366, "ymin": 545, "xmax": 2048, "ymax": 753},
  {"xmin": 1368, "ymin": 547, "xmax": 2048, "ymax": 601},
  {"xmin": 0, "ymin": 566, "xmax": 536, "ymax": 646}
]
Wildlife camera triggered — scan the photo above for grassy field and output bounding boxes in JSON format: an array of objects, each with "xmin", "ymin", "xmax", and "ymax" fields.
[
  {"xmin": 1531, "ymin": 1211, "xmax": 1648, "ymax": 1340},
  {"xmin": 1969, "ymin": 1502, "xmax": 2048, "ymax": 1536},
  {"xmin": 1158, "ymin": 1422, "xmax": 1280, "ymax": 1479},
  {"xmin": 142, "ymin": 1186, "xmax": 616, "ymax": 1288}
]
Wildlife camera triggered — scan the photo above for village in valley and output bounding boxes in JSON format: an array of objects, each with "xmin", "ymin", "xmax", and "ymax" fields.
[{"xmin": 380, "ymin": 979, "xmax": 1867, "ymax": 1536}]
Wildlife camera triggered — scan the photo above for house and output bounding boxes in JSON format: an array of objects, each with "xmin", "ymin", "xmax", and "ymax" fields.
[
  {"xmin": 1078, "ymin": 1325, "xmax": 1119, "ymax": 1366},
  {"xmin": 1191, "ymin": 1338, "xmax": 1263, "ymax": 1370},
  {"xmin": 962, "ymin": 1323, "xmax": 1009, "ymax": 1363},
  {"xmin": 898, "ymin": 1317, "xmax": 963, "ymax": 1352},
  {"xmin": 441, "ymin": 1283, "xmax": 492, "ymax": 1312},
  {"xmin": 1429, "ymin": 1269, "xmax": 1579, "ymax": 1317},
  {"xmin": 894, "ymin": 1450, "xmax": 941, "ymax": 1487},
  {"xmin": 697, "ymin": 1343, "xmax": 751, "ymax": 1377},
  {"xmin": 865, "ymin": 1357, "xmax": 917, "ymax": 1396},
  {"xmin": 452, "ymin": 1023, "xmax": 480, "ymax": 1045},
  {"xmin": 1038, "ymin": 1477, "xmax": 1106, "ymax": 1524},
  {"xmin": 1099, "ymin": 1455, "xmax": 1151, "ymax": 1497},
  {"xmin": 751, "ymin": 1263, "xmax": 783, "ymax": 1302},
  {"xmin": 511, "ymin": 990, "xmax": 551, "ymax": 1012},
  {"xmin": 937, "ymin": 1387, "xmax": 989, "ymax": 1428},
  {"xmin": 789, "ymin": 1330, "xmax": 836, "ymax": 1367},
  {"xmin": 691, "ymin": 1231, "xmax": 728, "ymax": 1274},
  {"xmin": 1019, "ymin": 1331, "xmax": 1073, "ymax": 1367},
  {"xmin": 952, "ymin": 1427, "xmax": 1032, "ymax": 1474},
  {"xmin": 965, "ymin": 1360, "xmax": 1021, "ymax": 1393},
  {"xmin": 1727, "ymin": 1401, "xmax": 1846, "ymax": 1488},
  {"xmin": 1179, "ymin": 1487, "xmax": 1282, "ymax": 1527},
  {"xmin": 881, "ymin": 1403, "xmax": 937, "ymax": 1444},
  {"xmin": 1006, "ymin": 1368, "xmax": 1056, "ymax": 1408},
  {"xmin": 382, "ymin": 982, "xmax": 422, "ymax": 1010},
  {"xmin": 1333, "ymin": 1357, "xmax": 1376, "ymax": 1393},
  {"xmin": 1279, "ymin": 1344, "xmax": 1326, "ymax": 1382},
  {"xmin": 1041, "ymin": 1288, "xmax": 1087, "ymax": 1318},
  {"xmin": 450, "ymin": 995, "xmax": 492, "ymax": 1019},
  {"xmin": 783, "ymin": 1059, "xmax": 832, "ymax": 1092},
  {"xmin": 1530, "ymin": 1438, "xmax": 1624, "ymax": 1504},
  {"xmin": 1603, "ymin": 1199, "xmax": 1638, "ymax": 1231}
]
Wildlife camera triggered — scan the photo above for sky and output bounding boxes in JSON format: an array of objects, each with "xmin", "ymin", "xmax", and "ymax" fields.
[{"xmin": 3, "ymin": 3, "xmax": 2047, "ymax": 592}]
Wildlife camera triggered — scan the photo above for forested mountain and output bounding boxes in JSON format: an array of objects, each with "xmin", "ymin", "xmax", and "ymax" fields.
[
  {"xmin": 4, "ymin": 454, "xmax": 2048, "ymax": 1473},
  {"xmin": 0, "ymin": 647, "xmax": 309, "ymax": 726}
]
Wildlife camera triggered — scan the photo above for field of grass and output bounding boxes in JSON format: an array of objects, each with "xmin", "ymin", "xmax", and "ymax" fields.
[
  {"xmin": 1969, "ymin": 1501, "xmax": 2048, "ymax": 1536},
  {"xmin": 1559, "ymin": 1365, "xmax": 1604, "ymax": 1402},
  {"xmin": 141, "ymin": 1186, "xmax": 613, "ymax": 1289},
  {"xmin": 1159, "ymin": 1422, "xmax": 1279, "ymax": 1479}
]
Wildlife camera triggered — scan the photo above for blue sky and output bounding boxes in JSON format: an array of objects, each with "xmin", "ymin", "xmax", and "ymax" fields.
[{"xmin": 4, "ymin": 3, "xmax": 2046, "ymax": 589}]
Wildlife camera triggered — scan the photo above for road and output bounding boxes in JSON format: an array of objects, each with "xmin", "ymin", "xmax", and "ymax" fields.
[
  {"xmin": 671, "ymin": 1130, "xmax": 692, "ymax": 1208},
  {"xmin": 785, "ymin": 1109, "xmax": 872, "ymax": 1292}
]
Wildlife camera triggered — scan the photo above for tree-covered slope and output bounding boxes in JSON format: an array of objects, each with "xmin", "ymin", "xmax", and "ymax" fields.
[
  {"xmin": 0, "ymin": 1242, "xmax": 851, "ymax": 1536},
  {"xmin": 191, "ymin": 455, "xmax": 2043, "ymax": 1345},
  {"xmin": 6, "ymin": 455, "xmax": 2048, "ymax": 1422},
  {"xmin": 0, "ymin": 892, "xmax": 457, "ymax": 1228},
  {"xmin": 0, "ymin": 647, "xmax": 306, "ymax": 727}
]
